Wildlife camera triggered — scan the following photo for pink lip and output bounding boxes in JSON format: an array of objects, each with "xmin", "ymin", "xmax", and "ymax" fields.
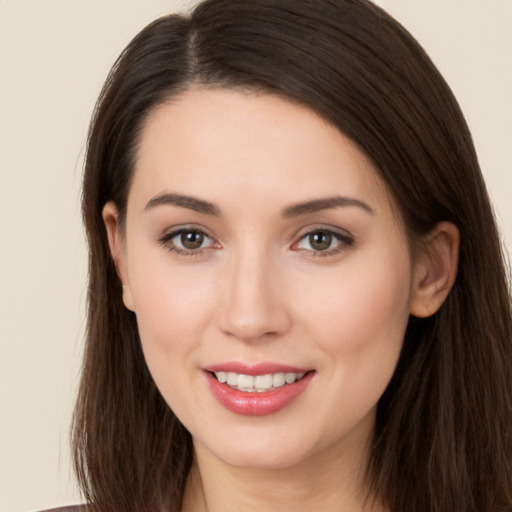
[
  {"xmin": 204, "ymin": 361, "xmax": 311, "ymax": 376},
  {"xmin": 204, "ymin": 362, "xmax": 315, "ymax": 416}
]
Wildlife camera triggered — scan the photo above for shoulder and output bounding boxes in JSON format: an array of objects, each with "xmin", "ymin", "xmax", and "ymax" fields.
[{"xmin": 39, "ymin": 506, "xmax": 88, "ymax": 512}]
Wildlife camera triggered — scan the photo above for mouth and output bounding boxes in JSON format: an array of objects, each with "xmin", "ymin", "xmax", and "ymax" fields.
[
  {"xmin": 204, "ymin": 363, "xmax": 315, "ymax": 416},
  {"xmin": 211, "ymin": 370, "xmax": 308, "ymax": 393}
]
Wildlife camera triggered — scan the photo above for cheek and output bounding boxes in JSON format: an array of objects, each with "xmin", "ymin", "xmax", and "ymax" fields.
[
  {"xmin": 126, "ymin": 258, "xmax": 219, "ymax": 416},
  {"xmin": 126, "ymin": 249, "xmax": 217, "ymax": 363},
  {"xmin": 290, "ymin": 257, "xmax": 412, "ymax": 446},
  {"xmin": 296, "ymin": 246, "xmax": 412, "ymax": 392},
  {"xmin": 308, "ymin": 238, "xmax": 413, "ymax": 345}
]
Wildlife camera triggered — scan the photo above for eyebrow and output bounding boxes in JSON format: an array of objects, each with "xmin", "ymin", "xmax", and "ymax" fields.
[
  {"xmin": 144, "ymin": 192, "xmax": 374, "ymax": 218},
  {"xmin": 144, "ymin": 192, "xmax": 221, "ymax": 216},
  {"xmin": 281, "ymin": 196, "xmax": 374, "ymax": 217}
]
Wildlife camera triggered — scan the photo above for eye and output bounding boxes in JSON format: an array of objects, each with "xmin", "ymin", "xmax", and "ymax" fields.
[
  {"xmin": 293, "ymin": 228, "xmax": 353, "ymax": 255},
  {"xmin": 158, "ymin": 227, "xmax": 219, "ymax": 255}
]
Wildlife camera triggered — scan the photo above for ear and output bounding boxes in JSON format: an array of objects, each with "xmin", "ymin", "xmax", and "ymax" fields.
[
  {"xmin": 102, "ymin": 201, "xmax": 135, "ymax": 311},
  {"xmin": 410, "ymin": 221, "xmax": 460, "ymax": 318}
]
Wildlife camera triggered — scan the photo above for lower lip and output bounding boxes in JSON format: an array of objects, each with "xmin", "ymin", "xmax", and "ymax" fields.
[{"xmin": 206, "ymin": 372, "xmax": 314, "ymax": 416}]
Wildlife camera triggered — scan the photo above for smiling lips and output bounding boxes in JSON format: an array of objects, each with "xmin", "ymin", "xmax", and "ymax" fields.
[
  {"xmin": 204, "ymin": 363, "xmax": 314, "ymax": 416},
  {"xmin": 214, "ymin": 370, "xmax": 306, "ymax": 392}
]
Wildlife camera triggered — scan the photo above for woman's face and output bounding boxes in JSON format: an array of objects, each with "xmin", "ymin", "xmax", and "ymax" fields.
[{"xmin": 108, "ymin": 89, "xmax": 420, "ymax": 470}]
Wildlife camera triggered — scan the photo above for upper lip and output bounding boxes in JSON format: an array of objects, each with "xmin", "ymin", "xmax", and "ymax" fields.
[{"xmin": 203, "ymin": 361, "xmax": 313, "ymax": 376}]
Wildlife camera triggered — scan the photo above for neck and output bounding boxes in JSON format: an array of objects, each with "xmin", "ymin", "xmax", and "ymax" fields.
[{"xmin": 182, "ymin": 429, "xmax": 385, "ymax": 512}]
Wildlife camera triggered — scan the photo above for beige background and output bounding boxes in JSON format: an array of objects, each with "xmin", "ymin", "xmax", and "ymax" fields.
[{"xmin": 1, "ymin": 1, "xmax": 510, "ymax": 511}]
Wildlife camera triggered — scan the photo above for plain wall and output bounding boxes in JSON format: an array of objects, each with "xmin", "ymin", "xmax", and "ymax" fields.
[{"xmin": 0, "ymin": 1, "xmax": 510, "ymax": 511}]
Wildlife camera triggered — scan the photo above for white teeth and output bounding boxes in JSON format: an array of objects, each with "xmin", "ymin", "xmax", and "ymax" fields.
[
  {"xmin": 285, "ymin": 373, "xmax": 296, "ymax": 384},
  {"xmin": 216, "ymin": 371, "xmax": 227, "ymax": 383},
  {"xmin": 254, "ymin": 374, "xmax": 273, "ymax": 390},
  {"xmin": 272, "ymin": 373, "xmax": 286, "ymax": 388},
  {"xmin": 237, "ymin": 374, "xmax": 254, "ymax": 389},
  {"xmin": 213, "ymin": 371, "xmax": 307, "ymax": 392}
]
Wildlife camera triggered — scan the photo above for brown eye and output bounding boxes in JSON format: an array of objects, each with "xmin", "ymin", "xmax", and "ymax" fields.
[
  {"xmin": 293, "ymin": 228, "xmax": 354, "ymax": 256},
  {"xmin": 180, "ymin": 230, "xmax": 205, "ymax": 249},
  {"xmin": 308, "ymin": 231, "xmax": 332, "ymax": 251},
  {"xmin": 159, "ymin": 227, "xmax": 218, "ymax": 255}
]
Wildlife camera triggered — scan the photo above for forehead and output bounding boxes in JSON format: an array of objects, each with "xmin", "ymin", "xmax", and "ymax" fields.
[{"xmin": 130, "ymin": 88, "xmax": 390, "ymax": 215}]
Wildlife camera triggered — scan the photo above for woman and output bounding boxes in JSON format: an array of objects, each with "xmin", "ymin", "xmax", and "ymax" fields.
[{"xmin": 72, "ymin": 0, "xmax": 512, "ymax": 511}]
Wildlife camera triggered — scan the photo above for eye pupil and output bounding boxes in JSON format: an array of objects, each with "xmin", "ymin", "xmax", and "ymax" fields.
[
  {"xmin": 181, "ymin": 230, "xmax": 204, "ymax": 249},
  {"xmin": 309, "ymin": 231, "xmax": 332, "ymax": 251}
]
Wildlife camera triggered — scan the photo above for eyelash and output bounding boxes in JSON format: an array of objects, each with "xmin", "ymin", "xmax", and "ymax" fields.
[
  {"xmin": 292, "ymin": 228, "xmax": 354, "ymax": 257},
  {"xmin": 158, "ymin": 227, "xmax": 354, "ymax": 258},
  {"xmin": 158, "ymin": 227, "xmax": 218, "ymax": 257}
]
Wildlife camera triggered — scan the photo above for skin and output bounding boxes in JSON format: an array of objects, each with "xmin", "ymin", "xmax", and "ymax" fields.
[{"xmin": 104, "ymin": 89, "xmax": 459, "ymax": 512}]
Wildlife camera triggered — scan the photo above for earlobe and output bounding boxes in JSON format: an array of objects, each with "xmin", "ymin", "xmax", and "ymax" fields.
[
  {"xmin": 102, "ymin": 202, "xmax": 135, "ymax": 312},
  {"xmin": 410, "ymin": 221, "xmax": 460, "ymax": 318}
]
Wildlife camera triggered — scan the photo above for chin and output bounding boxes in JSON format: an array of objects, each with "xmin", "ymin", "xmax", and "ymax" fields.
[
  {"xmin": 190, "ymin": 403, "xmax": 378, "ymax": 477},
  {"xmin": 192, "ymin": 421, "xmax": 333, "ymax": 471},
  {"xmin": 209, "ymin": 443, "xmax": 312, "ymax": 471}
]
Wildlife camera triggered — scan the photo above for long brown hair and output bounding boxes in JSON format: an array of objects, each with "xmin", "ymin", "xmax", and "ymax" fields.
[{"xmin": 73, "ymin": 1, "xmax": 512, "ymax": 511}]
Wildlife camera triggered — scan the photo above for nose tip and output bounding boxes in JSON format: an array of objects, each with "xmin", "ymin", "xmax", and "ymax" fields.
[
  {"xmin": 220, "ymin": 314, "xmax": 285, "ymax": 343},
  {"xmin": 219, "ymin": 292, "xmax": 291, "ymax": 343}
]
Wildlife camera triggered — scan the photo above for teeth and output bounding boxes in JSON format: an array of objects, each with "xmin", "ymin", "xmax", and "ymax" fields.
[
  {"xmin": 238, "ymin": 374, "xmax": 254, "ymax": 389},
  {"xmin": 272, "ymin": 373, "xmax": 285, "ymax": 388},
  {"xmin": 254, "ymin": 374, "xmax": 273, "ymax": 389},
  {"xmin": 213, "ymin": 371, "xmax": 307, "ymax": 392},
  {"xmin": 285, "ymin": 372, "xmax": 296, "ymax": 384}
]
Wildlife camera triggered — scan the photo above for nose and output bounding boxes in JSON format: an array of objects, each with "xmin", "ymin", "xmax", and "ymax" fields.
[{"xmin": 217, "ymin": 247, "xmax": 292, "ymax": 343}]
